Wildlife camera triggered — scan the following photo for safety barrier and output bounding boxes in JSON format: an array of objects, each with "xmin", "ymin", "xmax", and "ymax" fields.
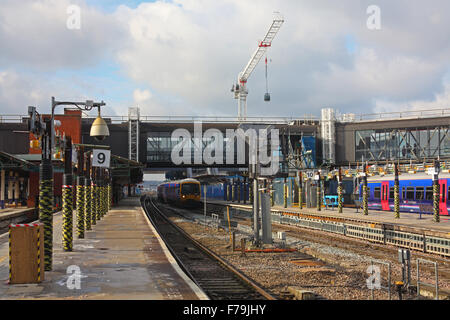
[
  {"xmin": 213, "ymin": 202, "xmax": 450, "ymax": 257},
  {"xmin": 271, "ymin": 210, "xmax": 450, "ymax": 257},
  {"xmin": 425, "ymin": 236, "xmax": 450, "ymax": 256}
]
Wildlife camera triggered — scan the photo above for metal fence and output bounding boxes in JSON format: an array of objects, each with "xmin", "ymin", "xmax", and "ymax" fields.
[
  {"xmin": 269, "ymin": 210, "xmax": 450, "ymax": 257},
  {"xmin": 417, "ymin": 258, "xmax": 439, "ymax": 300}
]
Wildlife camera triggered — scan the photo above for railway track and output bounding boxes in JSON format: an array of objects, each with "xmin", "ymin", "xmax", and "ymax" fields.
[{"xmin": 141, "ymin": 196, "xmax": 275, "ymax": 300}]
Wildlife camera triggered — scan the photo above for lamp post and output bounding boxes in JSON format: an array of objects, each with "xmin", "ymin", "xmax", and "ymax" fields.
[{"xmin": 30, "ymin": 97, "xmax": 109, "ymax": 270}]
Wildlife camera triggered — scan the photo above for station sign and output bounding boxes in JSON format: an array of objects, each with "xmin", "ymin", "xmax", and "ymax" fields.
[
  {"xmin": 306, "ymin": 171, "xmax": 314, "ymax": 180},
  {"xmin": 92, "ymin": 149, "xmax": 111, "ymax": 168}
]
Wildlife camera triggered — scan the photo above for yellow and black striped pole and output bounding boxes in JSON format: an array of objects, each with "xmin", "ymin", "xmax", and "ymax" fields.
[
  {"xmin": 62, "ymin": 183, "xmax": 73, "ymax": 251},
  {"xmin": 101, "ymin": 184, "xmax": 105, "ymax": 217},
  {"xmin": 8, "ymin": 225, "xmax": 11, "ymax": 283},
  {"xmin": 243, "ymin": 177, "xmax": 247, "ymax": 205},
  {"xmin": 298, "ymin": 172, "xmax": 303, "ymax": 210},
  {"xmin": 284, "ymin": 177, "xmax": 288, "ymax": 208},
  {"xmin": 270, "ymin": 183, "xmax": 274, "ymax": 207},
  {"xmin": 363, "ymin": 163, "xmax": 369, "ymax": 215},
  {"xmin": 394, "ymin": 163, "xmax": 400, "ymax": 219},
  {"xmin": 85, "ymin": 177, "xmax": 92, "ymax": 231},
  {"xmin": 338, "ymin": 167, "xmax": 343, "ymax": 213},
  {"xmin": 433, "ymin": 160, "xmax": 440, "ymax": 223},
  {"xmin": 231, "ymin": 180, "xmax": 235, "ymax": 203},
  {"xmin": 96, "ymin": 182, "xmax": 101, "ymax": 221},
  {"xmin": 317, "ymin": 172, "xmax": 321, "ymax": 211},
  {"xmin": 76, "ymin": 176, "xmax": 85, "ymax": 238},
  {"xmin": 100, "ymin": 182, "xmax": 104, "ymax": 218},
  {"xmin": 62, "ymin": 136, "xmax": 73, "ymax": 251},
  {"xmin": 39, "ymin": 158, "xmax": 54, "ymax": 271},
  {"xmin": 108, "ymin": 183, "xmax": 112, "ymax": 211},
  {"xmin": 91, "ymin": 181, "xmax": 97, "ymax": 226}
]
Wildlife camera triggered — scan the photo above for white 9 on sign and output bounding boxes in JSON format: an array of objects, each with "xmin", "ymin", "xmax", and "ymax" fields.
[{"xmin": 92, "ymin": 149, "xmax": 111, "ymax": 168}]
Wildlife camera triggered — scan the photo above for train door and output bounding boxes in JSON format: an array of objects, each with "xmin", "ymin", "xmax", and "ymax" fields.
[
  {"xmin": 381, "ymin": 182, "xmax": 390, "ymax": 211},
  {"xmin": 439, "ymin": 179, "xmax": 448, "ymax": 215}
]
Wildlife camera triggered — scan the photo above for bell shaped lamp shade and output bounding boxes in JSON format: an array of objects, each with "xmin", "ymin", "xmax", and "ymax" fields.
[{"xmin": 90, "ymin": 116, "xmax": 110, "ymax": 141}]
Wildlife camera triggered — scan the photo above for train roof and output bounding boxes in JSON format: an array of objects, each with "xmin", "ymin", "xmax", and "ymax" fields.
[
  {"xmin": 366, "ymin": 172, "xmax": 450, "ymax": 182},
  {"xmin": 157, "ymin": 178, "xmax": 200, "ymax": 187}
]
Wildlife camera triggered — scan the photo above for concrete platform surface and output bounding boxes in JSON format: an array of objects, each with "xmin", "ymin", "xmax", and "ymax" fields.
[
  {"xmin": 209, "ymin": 200, "xmax": 450, "ymax": 235},
  {"xmin": 0, "ymin": 197, "xmax": 207, "ymax": 300}
]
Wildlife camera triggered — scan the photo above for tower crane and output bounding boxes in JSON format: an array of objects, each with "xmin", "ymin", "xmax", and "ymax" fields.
[{"xmin": 231, "ymin": 13, "xmax": 284, "ymax": 121}]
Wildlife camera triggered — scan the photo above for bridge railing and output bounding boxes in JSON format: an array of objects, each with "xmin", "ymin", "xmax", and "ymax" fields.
[
  {"xmin": 0, "ymin": 115, "xmax": 27, "ymax": 123},
  {"xmin": 339, "ymin": 108, "xmax": 450, "ymax": 123},
  {"xmin": 104, "ymin": 115, "xmax": 319, "ymax": 124}
]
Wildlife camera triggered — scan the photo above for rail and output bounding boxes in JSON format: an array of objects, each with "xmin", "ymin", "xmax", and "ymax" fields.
[
  {"xmin": 211, "ymin": 203, "xmax": 450, "ymax": 258},
  {"xmin": 143, "ymin": 197, "xmax": 276, "ymax": 300}
]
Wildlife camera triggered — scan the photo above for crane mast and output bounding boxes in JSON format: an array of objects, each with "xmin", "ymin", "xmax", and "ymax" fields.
[{"xmin": 231, "ymin": 13, "xmax": 284, "ymax": 121}]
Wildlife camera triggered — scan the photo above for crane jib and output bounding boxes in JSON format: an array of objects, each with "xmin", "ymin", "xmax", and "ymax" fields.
[{"xmin": 233, "ymin": 15, "xmax": 284, "ymax": 121}]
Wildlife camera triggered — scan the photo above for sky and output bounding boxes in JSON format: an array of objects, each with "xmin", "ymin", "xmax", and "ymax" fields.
[{"xmin": 0, "ymin": 0, "xmax": 450, "ymax": 118}]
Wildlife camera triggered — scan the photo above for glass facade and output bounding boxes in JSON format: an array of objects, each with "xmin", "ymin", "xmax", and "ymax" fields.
[{"xmin": 355, "ymin": 126, "xmax": 450, "ymax": 161}]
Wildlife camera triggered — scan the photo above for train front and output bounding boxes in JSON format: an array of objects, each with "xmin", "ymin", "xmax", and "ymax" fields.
[{"xmin": 180, "ymin": 180, "xmax": 201, "ymax": 207}]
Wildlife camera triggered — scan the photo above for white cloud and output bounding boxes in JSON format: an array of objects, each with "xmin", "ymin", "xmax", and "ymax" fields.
[
  {"xmin": 0, "ymin": 0, "xmax": 450, "ymax": 117},
  {"xmin": 112, "ymin": 0, "xmax": 450, "ymax": 117},
  {"xmin": 373, "ymin": 80, "xmax": 450, "ymax": 113},
  {"xmin": 133, "ymin": 89, "xmax": 152, "ymax": 103},
  {"xmin": 0, "ymin": 0, "xmax": 123, "ymax": 71}
]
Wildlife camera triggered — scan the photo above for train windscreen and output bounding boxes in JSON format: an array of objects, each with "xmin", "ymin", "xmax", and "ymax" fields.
[{"xmin": 181, "ymin": 183, "xmax": 200, "ymax": 195}]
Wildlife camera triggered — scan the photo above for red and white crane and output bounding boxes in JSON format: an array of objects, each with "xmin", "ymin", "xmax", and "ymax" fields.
[{"xmin": 231, "ymin": 13, "xmax": 284, "ymax": 121}]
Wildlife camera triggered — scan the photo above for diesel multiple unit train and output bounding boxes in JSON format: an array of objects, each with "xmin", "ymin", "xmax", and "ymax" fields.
[
  {"xmin": 157, "ymin": 178, "xmax": 201, "ymax": 207},
  {"xmin": 359, "ymin": 173, "xmax": 450, "ymax": 215}
]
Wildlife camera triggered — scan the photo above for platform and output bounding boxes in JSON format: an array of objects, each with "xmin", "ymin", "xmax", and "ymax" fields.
[
  {"xmin": 0, "ymin": 197, "xmax": 207, "ymax": 300},
  {"xmin": 207, "ymin": 200, "xmax": 450, "ymax": 237},
  {"xmin": 0, "ymin": 207, "xmax": 37, "ymax": 234}
]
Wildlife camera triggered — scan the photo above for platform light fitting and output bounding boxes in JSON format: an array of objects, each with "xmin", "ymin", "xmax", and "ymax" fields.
[{"xmin": 90, "ymin": 108, "xmax": 109, "ymax": 141}]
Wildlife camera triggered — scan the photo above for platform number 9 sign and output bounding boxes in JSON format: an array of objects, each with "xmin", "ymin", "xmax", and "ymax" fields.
[{"xmin": 92, "ymin": 149, "xmax": 111, "ymax": 168}]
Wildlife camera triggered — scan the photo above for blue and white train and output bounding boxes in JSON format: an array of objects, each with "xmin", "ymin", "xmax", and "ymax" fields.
[{"xmin": 359, "ymin": 173, "xmax": 449, "ymax": 215}]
